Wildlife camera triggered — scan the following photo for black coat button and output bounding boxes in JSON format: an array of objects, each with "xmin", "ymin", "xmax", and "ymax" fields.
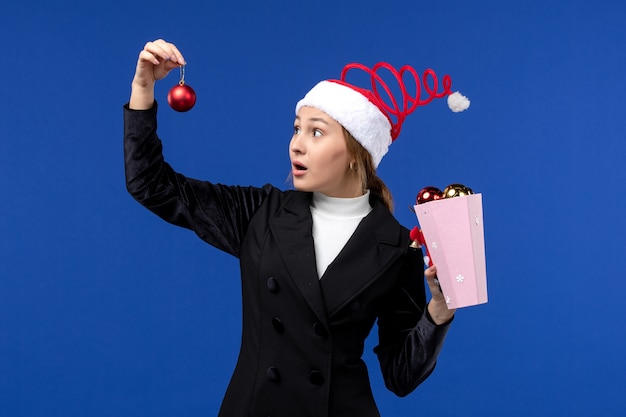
[
  {"xmin": 312, "ymin": 322, "xmax": 328, "ymax": 339},
  {"xmin": 267, "ymin": 277, "xmax": 279, "ymax": 293},
  {"xmin": 267, "ymin": 367, "xmax": 281, "ymax": 383},
  {"xmin": 272, "ymin": 317, "xmax": 284, "ymax": 333},
  {"xmin": 309, "ymin": 370, "xmax": 324, "ymax": 386}
]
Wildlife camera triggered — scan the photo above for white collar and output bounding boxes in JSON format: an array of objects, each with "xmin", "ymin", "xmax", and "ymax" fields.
[{"xmin": 311, "ymin": 190, "xmax": 372, "ymax": 218}]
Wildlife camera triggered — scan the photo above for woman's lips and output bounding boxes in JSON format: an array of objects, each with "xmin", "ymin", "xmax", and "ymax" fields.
[{"xmin": 292, "ymin": 161, "xmax": 307, "ymax": 176}]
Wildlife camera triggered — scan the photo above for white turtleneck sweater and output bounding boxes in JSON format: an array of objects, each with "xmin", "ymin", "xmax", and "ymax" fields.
[{"xmin": 310, "ymin": 190, "xmax": 373, "ymax": 278}]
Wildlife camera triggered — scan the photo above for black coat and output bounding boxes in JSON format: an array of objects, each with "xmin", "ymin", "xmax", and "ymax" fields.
[{"xmin": 124, "ymin": 103, "xmax": 451, "ymax": 417}]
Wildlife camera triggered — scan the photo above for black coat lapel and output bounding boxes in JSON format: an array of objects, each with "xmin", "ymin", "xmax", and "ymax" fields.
[
  {"xmin": 320, "ymin": 197, "xmax": 408, "ymax": 318},
  {"xmin": 269, "ymin": 191, "xmax": 329, "ymax": 325}
]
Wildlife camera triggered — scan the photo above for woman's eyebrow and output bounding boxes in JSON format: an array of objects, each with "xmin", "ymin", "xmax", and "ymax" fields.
[
  {"xmin": 294, "ymin": 115, "xmax": 329, "ymax": 125},
  {"xmin": 308, "ymin": 117, "xmax": 329, "ymax": 125}
]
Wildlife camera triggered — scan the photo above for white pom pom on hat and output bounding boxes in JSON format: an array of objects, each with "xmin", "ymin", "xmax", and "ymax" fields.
[
  {"xmin": 296, "ymin": 62, "xmax": 469, "ymax": 168},
  {"xmin": 447, "ymin": 91, "xmax": 471, "ymax": 113}
]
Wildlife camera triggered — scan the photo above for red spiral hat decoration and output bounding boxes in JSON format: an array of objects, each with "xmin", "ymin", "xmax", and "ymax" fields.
[{"xmin": 334, "ymin": 62, "xmax": 453, "ymax": 140}]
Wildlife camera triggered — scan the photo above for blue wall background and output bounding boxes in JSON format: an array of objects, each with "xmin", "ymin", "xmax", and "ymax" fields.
[{"xmin": 1, "ymin": 1, "xmax": 625, "ymax": 416}]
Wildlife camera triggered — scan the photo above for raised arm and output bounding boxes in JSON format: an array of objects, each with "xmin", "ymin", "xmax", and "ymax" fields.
[{"xmin": 123, "ymin": 40, "xmax": 273, "ymax": 257}]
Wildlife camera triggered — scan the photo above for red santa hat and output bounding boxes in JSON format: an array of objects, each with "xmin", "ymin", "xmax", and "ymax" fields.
[{"xmin": 296, "ymin": 62, "xmax": 469, "ymax": 167}]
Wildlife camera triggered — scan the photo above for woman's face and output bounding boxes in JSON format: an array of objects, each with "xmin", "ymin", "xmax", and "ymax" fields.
[{"xmin": 290, "ymin": 106, "xmax": 361, "ymax": 198}]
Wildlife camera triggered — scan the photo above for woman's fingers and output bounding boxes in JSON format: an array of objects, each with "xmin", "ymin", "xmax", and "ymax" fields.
[
  {"xmin": 424, "ymin": 265, "xmax": 437, "ymax": 280},
  {"xmin": 424, "ymin": 265, "xmax": 444, "ymax": 299},
  {"xmin": 424, "ymin": 265, "xmax": 456, "ymax": 324},
  {"xmin": 166, "ymin": 42, "xmax": 186, "ymax": 66},
  {"xmin": 134, "ymin": 39, "xmax": 187, "ymax": 86},
  {"xmin": 138, "ymin": 49, "xmax": 160, "ymax": 66},
  {"xmin": 143, "ymin": 39, "xmax": 186, "ymax": 66}
]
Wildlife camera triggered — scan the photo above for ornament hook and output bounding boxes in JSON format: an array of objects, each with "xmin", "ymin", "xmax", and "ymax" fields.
[{"xmin": 179, "ymin": 65, "xmax": 186, "ymax": 86}]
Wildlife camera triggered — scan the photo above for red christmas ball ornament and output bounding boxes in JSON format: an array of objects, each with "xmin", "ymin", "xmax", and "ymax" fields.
[
  {"xmin": 416, "ymin": 186, "xmax": 443, "ymax": 204},
  {"xmin": 168, "ymin": 82, "xmax": 196, "ymax": 112},
  {"xmin": 167, "ymin": 64, "xmax": 196, "ymax": 112}
]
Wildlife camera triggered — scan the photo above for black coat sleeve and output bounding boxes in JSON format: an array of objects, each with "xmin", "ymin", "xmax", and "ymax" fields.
[
  {"xmin": 374, "ymin": 245, "xmax": 453, "ymax": 397},
  {"xmin": 123, "ymin": 102, "xmax": 273, "ymax": 257}
]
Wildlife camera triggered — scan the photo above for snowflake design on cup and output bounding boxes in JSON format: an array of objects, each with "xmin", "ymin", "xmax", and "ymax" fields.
[{"xmin": 456, "ymin": 274, "xmax": 465, "ymax": 283}]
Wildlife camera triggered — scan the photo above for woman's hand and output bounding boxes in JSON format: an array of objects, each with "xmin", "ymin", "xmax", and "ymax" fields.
[
  {"xmin": 129, "ymin": 39, "xmax": 186, "ymax": 110},
  {"xmin": 425, "ymin": 265, "xmax": 456, "ymax": 325}
]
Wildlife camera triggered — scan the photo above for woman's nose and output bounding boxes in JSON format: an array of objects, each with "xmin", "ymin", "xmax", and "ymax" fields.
[{"xmin": 290, "ymin": 135, "xmax": 304, "ymax": 154}]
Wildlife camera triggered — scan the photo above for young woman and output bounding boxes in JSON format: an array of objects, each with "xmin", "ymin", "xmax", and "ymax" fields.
[{"xmin": 124, "ymin": 39, "xmax": 455, "ymax": 417}]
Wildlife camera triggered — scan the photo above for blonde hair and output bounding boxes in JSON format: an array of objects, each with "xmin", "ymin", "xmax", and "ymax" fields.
[{"xmin": 343, "ymin": 129, "xmax": 394, "ymax": 211}]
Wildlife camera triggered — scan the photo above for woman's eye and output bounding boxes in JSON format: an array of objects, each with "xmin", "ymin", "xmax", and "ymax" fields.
[
  {"xmin": 293, "ymin": 126, "xmax": 301, "ymax": 135},
  {"xmin": 313, "ymin": 129, "xmax": 323, "ymax": 137}
]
